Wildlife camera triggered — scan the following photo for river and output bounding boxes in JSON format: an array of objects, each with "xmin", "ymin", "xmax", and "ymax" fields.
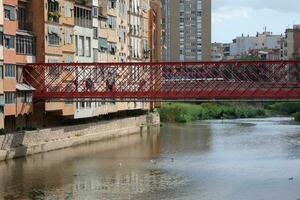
[{"xmin": 0, "ymin": 117, "xmax": 299, "ymax": 200}]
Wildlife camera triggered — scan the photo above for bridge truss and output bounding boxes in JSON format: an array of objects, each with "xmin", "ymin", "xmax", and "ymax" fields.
[{"xmin": 24, "ymin": 61, "xmax": 300, "ymax": 101}]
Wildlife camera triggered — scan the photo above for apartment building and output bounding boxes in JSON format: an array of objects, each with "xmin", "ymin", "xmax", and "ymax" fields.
[
  {"xmin": 0, "ymin": 0, "xmax": 4, "ymax": 129},
  {"xmin": 127, "ymin": 0, "xmax": 150, "ymax": 62},
  {"xmin": 162, "ymin": 0, "xmax": 211, "ymax": 61},
  {"xmin": 1, "ymin": 0, "xmax": 36, "ymax": 131},
  {"xmin": 149, "ymin": 0, "xmax": 162, "ymax": 62},
  {"xmin": 230, "ymin": 32, "xmax": 283, "ymax": 58},
  {"xmin": 211, "ymin": 43, "xmax": 233, "ymax": 61},
  {"xmin": 0, "ymin": 0, "xmax": 159, "ymax": 131},
  {"xmin": 280, "ymin": 25, "xmax": 300, "ymax": 60},
  {"xmin": 211, "ymin": 42, "xmax": 223, "ymax": 61}
]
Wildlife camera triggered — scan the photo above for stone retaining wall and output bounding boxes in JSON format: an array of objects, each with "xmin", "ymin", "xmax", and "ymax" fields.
[{"xmin": 0, "ymin": 113, "xmax": 160, "ymax": 161}]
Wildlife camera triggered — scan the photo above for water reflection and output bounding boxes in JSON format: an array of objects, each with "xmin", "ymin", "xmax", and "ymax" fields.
[
  {"xmin": 160, "ymin": 123, "xmax": 213, "ymax": 155},
  {"xmin": 0, "ymin": 118, "xmax": 300, "ymax": 200},
  {"xmin": 0, "ymin": 130, "xmax": 179, "ymax": 199}
]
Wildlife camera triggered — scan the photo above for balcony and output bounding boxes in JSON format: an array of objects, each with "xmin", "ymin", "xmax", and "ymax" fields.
[
  {"xmin": 128, "ymin": 25, "xmax": 142, "ymax": 38},
  {"xmin": 18, "ymin": 22, "xmax": 33, "ymax": 32}
]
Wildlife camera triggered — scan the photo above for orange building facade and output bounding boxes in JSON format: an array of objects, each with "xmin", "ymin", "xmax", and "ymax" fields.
[{"xmin": 0, "ymin": 0, "xmax": 162, "ymax": 131}]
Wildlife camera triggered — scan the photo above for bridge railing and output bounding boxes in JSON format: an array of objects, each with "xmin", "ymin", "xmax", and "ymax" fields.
[{"xmin": 24, "ymin": 61, "xmax": 300, "ymax": 101}]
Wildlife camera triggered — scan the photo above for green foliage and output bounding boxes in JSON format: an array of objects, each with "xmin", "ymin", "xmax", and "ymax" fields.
[
  {"xmin": 158, "ymin": 103, "xmax": 202, "ymax": 123},
  {"xmin": 294, "ymin": 112, "xmax": 300, "ymax": 122},
  {"xmin": 48, "ymin": 12, "xmax": 61, "ymax": 22},
  {"xmin": 268, "ymin": 102, "xmax": 300, "ymax": 115},
  {"xmin": 158, "ymin": 103, "xmax": 267, "ymax": 123}
]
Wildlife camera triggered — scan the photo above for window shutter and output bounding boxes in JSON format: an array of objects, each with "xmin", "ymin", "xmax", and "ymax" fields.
[
  {"xmin": 10, "ymin": 7, "xmax": 15, "ymax": 20},
  {"xmin": 9, "ymin": 37, "xmax": 14, "ymax": 48}
]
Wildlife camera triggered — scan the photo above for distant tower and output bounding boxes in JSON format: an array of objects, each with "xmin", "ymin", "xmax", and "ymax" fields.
[{"xmin": 162, "ymin": 0, "xmax": 211, "ymax": 61}]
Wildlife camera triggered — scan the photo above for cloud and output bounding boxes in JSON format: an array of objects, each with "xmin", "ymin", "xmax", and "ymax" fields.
[
  {"xmin": 212, "ymin": 6, "xmax": 251, "ymax": 24},
  {"xmin": 213, "ymin": 0, "xmax": 300, "ymax": 14},
  {"xmin": 212, "ymin": 0, "xmax": 300, "ymax": 42}
]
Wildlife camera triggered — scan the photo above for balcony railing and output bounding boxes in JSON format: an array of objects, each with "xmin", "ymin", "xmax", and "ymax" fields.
[{"xmin": 18, "ymin": 22, "xmax": 33, "ymax": 32}]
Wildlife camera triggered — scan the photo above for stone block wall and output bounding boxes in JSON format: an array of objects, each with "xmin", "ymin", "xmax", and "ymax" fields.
[{"xmin": 0, "ymin": 114, "xmax": 159, "ymax": 151}]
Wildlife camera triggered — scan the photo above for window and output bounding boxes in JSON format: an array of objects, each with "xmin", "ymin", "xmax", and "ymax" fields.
[
  {"xmin": 108, "ymin": 0, "xmax": 116, "ymax": 9},
  {"xmin": 75, "ymin": 35, "xmax": 78, "ymax": 55},
  {"xmin": 5, "ymin": 64, "xmax": 15, "ymax": 78},
  {"xmin": 48, "ymin": 25, "xmax": 60, "ymax": 45},
  {"xmin": 92, "ymin": 7, "xmax": 98, "ymax": 17},
  {"xmin": 0, "ymin": 28, "xmax": 3, "ymax": 46},
  {"xmin": 18, "ymin": 92, "xmax": 32, "ymax": 103},
  {"xmin": 86, "ymin": 37, "xmax": 91, "ymax": 57},
  {"xmin": 78, "ymin": 36, "xmax": 84, "ymax": 56},
  {"xmin": 74, "ymin": 6, "xmax": 92, "ymax": 28},
  {"xmin": 93, "ymin": 28, "xmax": 98, "ymax": 39},
  {"xmin": 48, "ymin": 33, "xmax": 60, "ymax": 45},
  {"xmin": 0, "ymin": 95, "xmax": 3, "ymax": 112},
  {"xmin": 64, "ymin": 27, "xmax": 73, "ymax": 44},
  {"xmin": 16, "ymin": 65, "xmax": 23, "ymax": 83},
  {"xmin": 4, "ymin": 6, "xmax": 15, "ymax": 21},
  {"xmin": 108, "ymin": 16, "xmax": 116, "ymax": 29},
  {"xmin": 64, "ymin": 1, "xmax": 72, "ymax": 18},
  {"xmin": 5, "ymin": 92, "xmax": 15, "ymax": 104},
  {"xmin": 108, "ymin": 42, "xmax": 116, "ymax": 55},
  {"xmin": 77, "ymin": 101, "xmax": 85, "ymax": 109},
  {"xmin": 18, "ymin": 7, "xmax": 26, "ymax": 26},
  {"xmin": 119, "ymin": 0, "xmax": 126, "ymax": 16},
  {"xmin": 48, "ymin": 0, "xmax": 59, "ymax": 13},
  {"xmin": 4, "ymin": 35, "xmax": 15, "ymax": 49},
  {"xmin": 0, "ymin": 65, "xmax": 3, "ymax": 79},
  {"xmin": 48, "ymin": 0, "xmax": 60, "ymax": 22},
  {"xmin": 16, "ymin": 35, "xmax": 36, "ymax": 55},
  {"xmin": 85, "ymin": 102, "xmax": 91, "ymax": 108}
]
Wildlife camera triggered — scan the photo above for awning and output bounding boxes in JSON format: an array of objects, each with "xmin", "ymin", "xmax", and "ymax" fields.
[
  {"xmin": 16, "ymin": 83, "xmax": 36, "ymax": 91},
  {"xmin": 99, "ymin": 38, "xmax": 108, "ymax": 49},
  {"xmin": 48, "ymin": 25, "xmax": 60, "ymax": 35}
]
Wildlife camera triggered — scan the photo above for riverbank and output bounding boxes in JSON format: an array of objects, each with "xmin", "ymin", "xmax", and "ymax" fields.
[
  {"xmin": 294, "ymin": 112, "xmax": 300, "ymax": 122},
  {"xmin": 0, "ymin": 113, "xmax": 160, "ymax": 161},
  {"xmin": 268, "ymin": 102, "xmax": 300, "ymax": 122},
  {"xmin": 158, "ymin": 102, "xmax": 300, "ymax": 123}
]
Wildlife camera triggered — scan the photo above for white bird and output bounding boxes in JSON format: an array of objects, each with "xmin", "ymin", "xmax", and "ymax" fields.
[{"xmin": 119, "ymin": 162, "xmax": 123, "ymax": 167}]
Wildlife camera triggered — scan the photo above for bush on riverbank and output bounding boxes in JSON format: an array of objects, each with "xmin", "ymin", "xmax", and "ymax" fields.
[
  {"xmin": 158, "ymin": 103, "xmax": 266, "ymax": 123},
  {"xmin": 294, "ymin": 112, "xmax": 300, "ymax": 122},
  {"xmin": 267, "ymin": 102, "xmax": 300, "ymax": 122},
  {"xmin": 268, "ymin": 102, "xmax": 300, "ymax": 115}
]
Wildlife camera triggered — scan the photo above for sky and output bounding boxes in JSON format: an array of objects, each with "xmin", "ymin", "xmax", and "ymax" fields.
[{"xmin": 212, "ymin": 0, "xmax": 300, "ymax": 43}]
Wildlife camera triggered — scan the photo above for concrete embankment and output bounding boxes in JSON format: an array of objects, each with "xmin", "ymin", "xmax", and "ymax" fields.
[{"xmin": 0, "ymin": 113, "xmax": 160, "ymax": 161}]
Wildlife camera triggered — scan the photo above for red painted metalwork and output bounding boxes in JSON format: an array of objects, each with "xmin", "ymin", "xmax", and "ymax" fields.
[{"xmin": 23, "ymin": 61, "xmax": 300, "ymax": 101}]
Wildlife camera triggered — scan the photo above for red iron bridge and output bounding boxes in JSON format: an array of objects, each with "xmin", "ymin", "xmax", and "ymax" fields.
[{"xmin": 24, "ymin": 61, "xmax": 300, "ymax": 102}]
